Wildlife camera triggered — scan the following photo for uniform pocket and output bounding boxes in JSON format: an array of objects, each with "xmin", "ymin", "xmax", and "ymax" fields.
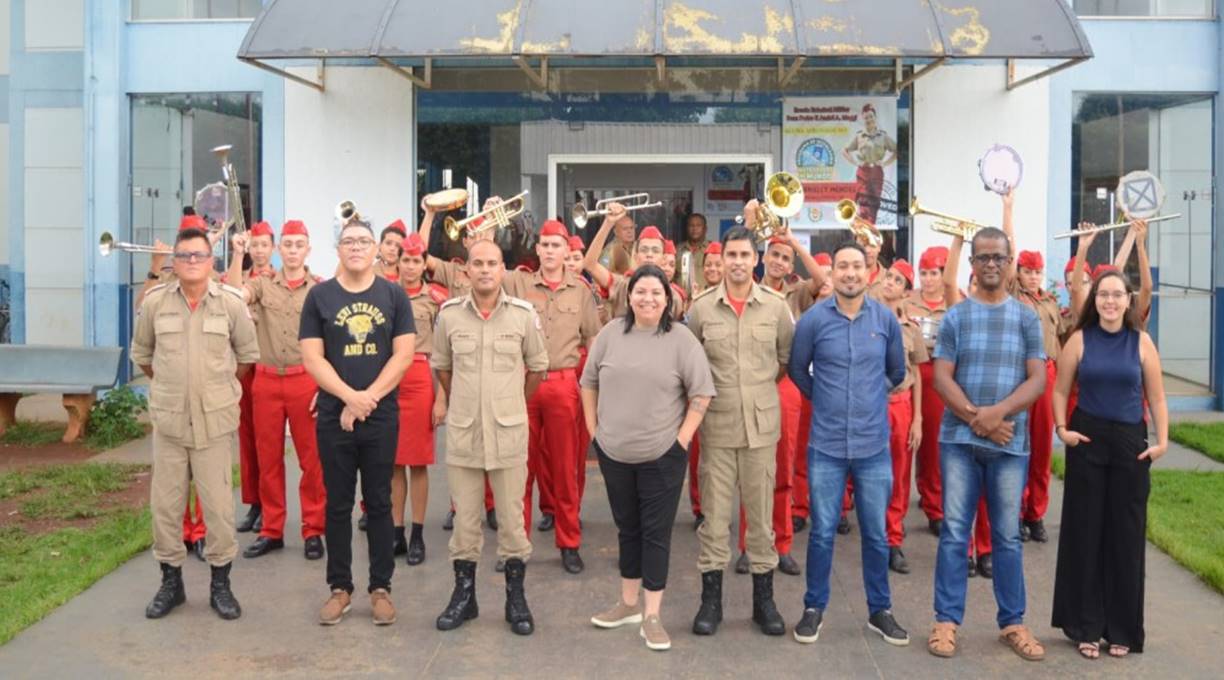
[
  {"xmin": 754, "ymin": 402, "xmax": 780, "ymax": 437},
  {"xmin": 492, "ymin": 397, "xmax": 528, "ymax": 457},
  {"xmin": 445, "ymin": 410, "xmax": 476, "ymax": 455},
  {"xmin": 202, "ymin": 316, "xmax": 231, "ymax": 354},
  {"xmin": 201, "ymin": 381, "xmax": 240, "ymax": 437},
  {"xmin": 148, "ymin": 387, "xmax": 186, "ymax": 440},
  {"xmin": 451, "ymin": 335, "xmax": 478, "ymax": 370},
  {"xmin": 492, "ymin": 339, "xmax": 520, "ymax": 372},
  {"xmin": 153, "ymin": 316, "xmax": 185, "ymax": 356}
]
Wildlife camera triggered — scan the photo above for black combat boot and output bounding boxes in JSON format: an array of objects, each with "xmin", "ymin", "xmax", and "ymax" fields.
[
  {"xmin": 692, "ymin": 570, "xmax": 723, "ymax": 635},
  {"xmin": 145, "ymin": 563, "xmax": 186, "ymax": 619},
  {"xmin": 752, "ymin": 571, "xmax": 785, "ymax": 635},
  {"xmin": 209, "ymin": 563, "xmax": 242, "ymax": 620},
  {"xmin": 436, "ymin": 560, "xmax": 479, "ymax": 630},
  {"xmin": 503, "ymin": 558, "xmax": 534, "ymax": 635}
]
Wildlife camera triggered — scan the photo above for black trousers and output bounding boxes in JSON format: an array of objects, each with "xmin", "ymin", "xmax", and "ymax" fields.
[
  {"xmin": 317, "ymin": 407, "xmax": 397, "ymax": 594},
  {"xmin": 596, "ymin": 439, "xmax": 687, "ymax": 592},
  {"xmin": 1051, "ymin": 409, "xmax": 1150, "ymax": 652}
]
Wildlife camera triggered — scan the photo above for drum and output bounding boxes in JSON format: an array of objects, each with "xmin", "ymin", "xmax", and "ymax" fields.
[{"xmin": 978, "ymin": 144, "xmax": 1024, "ymax": 195}]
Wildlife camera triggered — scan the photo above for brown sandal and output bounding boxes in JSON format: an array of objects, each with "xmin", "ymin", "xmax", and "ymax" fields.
[
  {"xmin": 927, "ymin": 622, "xmax": 957, "ymax": 658},
  {"xmin": 999, "ymin": 624, "xmax": 1045, "ymax": 661}
]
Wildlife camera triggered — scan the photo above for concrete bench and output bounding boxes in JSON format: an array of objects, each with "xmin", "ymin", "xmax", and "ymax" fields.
[{"xmin": 0, "ymin": 345, "xmax": 124, "ymax": 444}]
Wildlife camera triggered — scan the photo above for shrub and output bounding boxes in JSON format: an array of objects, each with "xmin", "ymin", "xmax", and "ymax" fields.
[{"xmin": 85, "ymin": 386, "xmax": 148, "ymax": 451}]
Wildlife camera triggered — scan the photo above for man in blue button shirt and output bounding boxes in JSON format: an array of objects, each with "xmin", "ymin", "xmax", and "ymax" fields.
[
  {"xmin": 928, "ymin": 227, "xmax": 1046, "ymax": 661},
  {"xmin": 787, "ymin": 241, "xmax": 909, "ymax": 647}
]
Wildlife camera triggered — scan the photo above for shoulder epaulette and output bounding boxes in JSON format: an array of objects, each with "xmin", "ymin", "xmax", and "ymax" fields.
[
  {"xmin": 505, "ymin": 295, "xmax": 536, "ymax": 313},
  {"xmin": 220, "ymin": 283, "xmax": 245, "ymax": 299},
  {"xmin": 440, "ymin": 296, "xmax": 467, "ymax": 311},
  {"xmin": 759, "ymin": 285, "xmax": 787, "ymax": 301},
  {"xmin": 428, "ymin": 283, "xmax": 449, "ymax": 305},
  {"xmin": 144, "ymin": 283, "xmax": 169, "ymax": 298},
  {"xmin": 692, "ymin": 285, "xmax": 718, "ymax": 301}
]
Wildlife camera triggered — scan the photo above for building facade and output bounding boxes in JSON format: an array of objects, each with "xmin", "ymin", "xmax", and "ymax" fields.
[{"xmin": 1, "ymin": 0, "xmax": 1220, "ymax": 409}]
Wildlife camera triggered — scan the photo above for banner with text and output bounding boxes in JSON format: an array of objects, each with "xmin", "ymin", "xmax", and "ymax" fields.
[{"xmin": 782, "ymin": 97, "xmax": 898, "ymax": 230}]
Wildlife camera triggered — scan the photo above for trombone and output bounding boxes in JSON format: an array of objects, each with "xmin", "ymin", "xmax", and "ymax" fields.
[
  {"xmin": 909, "ymin": 197, "xmax": 994, "ymax": 239},
  {"xmin": 737, "ymin": 172, "xmax": 804, "ymax": 244},
  {"xmin": 834, "ymin": 199, "xmax": 883, "ymax": 248},
  {"xmin": 571, "ymin": 193, "xmax": 663, "ymax": 230},
  {"xmin": 1053, "ymin": 213, "xmax": 1181, "ymax": 240},
  {"xmin": 445, "ymin": 190, "xmax": 529, "ymax": 241},
  {"xmin": 98, "ymin": 231, "xmax": 173, "ymax": 257}
]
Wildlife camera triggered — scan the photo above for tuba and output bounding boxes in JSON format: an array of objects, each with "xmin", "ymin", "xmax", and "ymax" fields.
[{"xmin": 737, "ymin": 172, "xmax": 804, "ymax": 244}]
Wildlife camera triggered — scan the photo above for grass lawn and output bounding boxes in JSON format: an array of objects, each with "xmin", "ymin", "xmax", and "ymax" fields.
[
  {"xmin": 1168, "ymin": 422, "xmax": 1224, "ymax": 464},
  {"xmin": 0, "ymin": 463, "xmax": 151, "ymax": 645},
  {"xmin": 1052, "ymin": 453, "xmax": 1224, "ymax": 594},
  {"xmin": 0, "ymin": 422, "xmax": 64, "ymax": 447}
]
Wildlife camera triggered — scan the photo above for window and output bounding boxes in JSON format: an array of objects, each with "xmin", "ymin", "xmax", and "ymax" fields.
[
  {"xmin": 131, "ymin": 0, "xmax": 261, "ymax": 21},
  {"xmin": 1073, "ymin": 0, "xmax": 1214, "ymax": 17}
]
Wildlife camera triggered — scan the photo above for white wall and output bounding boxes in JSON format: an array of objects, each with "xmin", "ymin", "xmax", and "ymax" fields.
[
  {"xmin": 24, "ymin": 0, "xmax": 83, "ymax": 51},
  {"xmin": 24, "ymin": 107, "xmax": 85, "ymax": 345},
  {"xmin": 285, "ymin": 67, "xmax": 414, "ymax": 275},
  {"xmin": 913, "ymin": 63, "xmax": 1051, "ymax": 288}
]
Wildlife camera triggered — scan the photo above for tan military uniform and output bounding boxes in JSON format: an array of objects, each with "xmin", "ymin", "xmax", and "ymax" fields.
[
  {"xmin": 130, "ymin": 279, "xmax": 259, "ymax": 567},
  {"xmin": 892, "ymin": 319, "xmax": 930, "ymax": 395},
  {"xmin": 907, "ymin": 291, "xmax": 950, "ymax": 353},
  {"xmin": 675, "ymin": 240, "xmax": 709, "ymax": 293},
  {"xmin": 431, "ymin": 260, "xmax": 472, "ymax": 299},
  {"xmin": 686, "ymin": 282, "xmax": 795, "ymax": 574},
  {"xmin": 606, "ymin": 271, "xmax": 685, "ymax": 321},
  {"xmin": 247, "ymin": 270, "xmax": 318, "ymax": 368},
  {"xmin": 503, "ymin": 270, "xmax": 602, "ymax": 369},
  {"xmin": 1010, "ymin": 281, "xmax": 1066, "ymax": 359},
  {"xmin": 767, "ymin": 278, "xmax": 818, "ymax": 323},
  {"xmin": 598, "ymin": 241, "xmax": 634, "ymax": 276},
  {"xmin": 405, "ymin": 282, "xmax": 448, "ymax": 354},
  {"xmin": 432, "ymin": 292, "xmax": 549, "ymax": 562},
  {"xmin": 866, "ymin": 265, "xmax": 887, "ymax": 300}
]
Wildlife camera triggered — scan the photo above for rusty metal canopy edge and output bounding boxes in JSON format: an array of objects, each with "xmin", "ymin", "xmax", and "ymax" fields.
[{"xmin": 238, "ymin": 0, "xmax": 1093, "ymax": 62}]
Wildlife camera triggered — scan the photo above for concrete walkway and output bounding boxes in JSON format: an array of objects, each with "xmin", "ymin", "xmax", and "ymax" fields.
[{"xmin": 2, "ymin": 432, "xmax": 1222, "ymax": 679}]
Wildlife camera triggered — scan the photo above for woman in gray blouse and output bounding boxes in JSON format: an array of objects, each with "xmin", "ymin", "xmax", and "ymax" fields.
[{"xmin": 581, "ymin": 265, "xmax": 716, "ymax": 652}]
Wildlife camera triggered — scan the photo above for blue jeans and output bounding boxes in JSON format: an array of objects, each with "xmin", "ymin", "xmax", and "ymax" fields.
[
  {"xmin": 934, "ymin": 443, "xmax": 1029, "ymax": 628},
  {"xmin": 804, "ymin": 449, "xmax": 892, "ymax": 614}
]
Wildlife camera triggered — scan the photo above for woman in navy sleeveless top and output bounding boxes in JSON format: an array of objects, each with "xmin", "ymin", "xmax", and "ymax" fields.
[{"xmin": 1049, "ymin": 270, "xmax": 1169, "ymax": 659}]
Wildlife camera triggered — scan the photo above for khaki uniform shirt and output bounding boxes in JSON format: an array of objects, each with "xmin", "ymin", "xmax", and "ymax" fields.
[
  {"xmin": 686, "ymin": 282, "xmax": 795, "ymax": 449},
  {"xmin": 130, "ymin": 280, "xmax": 260, "ymax": 449},
  {"xmin": 766, "ymin": 278, "xmax": 818, "ymax": 323},
  {"xmin": 607, "ymin": 272, "xmax": 685, "ymax": 321},
  {"xmin": 431, "ymin": 293, "xmax": 549, "ymax": 470},
  {"xmin": 247, "ymin": 269, "xmax": 319, "ymax": 369},
  {"xmin": 431, "ymin": 260, "xmax": 472, "ymax": 298},
  {"xmin": 599, "ymin": 241, "xmax": 634, "ymax": 276},
  {"xmin": 503, "ymin": 270, "xmax": 602, "ymax": 370},
  {"xmin": 404, "ymin": 282, "xmax": 449, "ymax": 355},
  {"xmin": 907, "ymin": 291, "xmax": 950, "ymax": 354},
  {"xmin": 891, "ymin": 320, "xmax": 929, "ymax": 394},
  {"xmin": 1010, "ymin": 281, "xmax": 1065, "ymax": 359},
  {"xmin": 866, "ymin": 266, "xmax": 886, "ymax": 301}
]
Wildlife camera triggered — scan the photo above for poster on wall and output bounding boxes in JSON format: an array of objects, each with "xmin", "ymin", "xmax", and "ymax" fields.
[
  {"xmin": 705, "ymin": 163, "xmax": 759, "ymax": 214},
  {"xmin": 782, "ymin": 97, "xmax": 898, "ymax": 231}
]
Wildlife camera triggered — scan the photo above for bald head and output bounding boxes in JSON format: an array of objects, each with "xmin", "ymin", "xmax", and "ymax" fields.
[{"xmin": 467, "ymin": 239, "xmax": 503, "ymax": 264}]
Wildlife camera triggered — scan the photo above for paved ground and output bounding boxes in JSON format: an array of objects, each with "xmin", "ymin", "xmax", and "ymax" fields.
[{"xmin": 2, "ymin": 430, "xmax": 1222, "ymax": 679}]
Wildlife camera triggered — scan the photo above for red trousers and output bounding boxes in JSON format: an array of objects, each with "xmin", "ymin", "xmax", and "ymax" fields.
[
  {"xmin": 253, "ymin": 369, "xmax": 326, "ymax": 540},
  {"xmin": 689, "ymin": 433, "xmax": 702, "ymax": 515},
  {"xmin": 916, "ymin": 361, "xmax": 944, "ymax": 522},
  {"xmin": 525, "ymin": 371, "xmax": 582, "ymax": 549},
  {"xmin": 576, "ymin": 348, "xmax": 591, "ymax": 506},
  {"xmin": 182, "ymin": 494, "xmax": 205, "ymax": 542},
  {"xmin": 1022, "ymin": 359, "xmax": 1057, "ymax": 522},
  {"xmin": 886, "ymin": 392, "xmax": 914, "ymax": 547},
  {"xmin": 792, "ymin": 398, "xmax": 813, "ymax": 520},
  {"xmin": 237, "ymin": 370, "xmax": 259, "ymax": 505},
  {"xmin": 738, "ymin": 378, "xmax": 799, "ymax": 555}
]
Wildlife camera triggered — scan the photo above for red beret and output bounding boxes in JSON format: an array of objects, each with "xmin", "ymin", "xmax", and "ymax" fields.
[
  {"xmin": 281, "ymin": 220, "xmax": 308, "ymax": 237},
  {"xmin": 814, "ymin": 252, "xmax": 832, "ymax": 266},
  {"xmin": 767, "ymin": 236, "xmax": 794, "ymax": 250},
  {"xmin": 919, "ymin": 246, "xmax": 948, "ymax": 271},
  {"xmin": 891, "ymin": 259, "xmax": 914, "ymax": 287},
  {"xmin": 539, "ymin": 219, "xmax": 569, "ymax": 240},
  {"xmin": 385, "ymin": 219, "xmax": 407, "ymax": 237},
  {"xmin": 515, "ymin": 263, "xmax": 535, "ymax": 273},
  {"xmin": 1065, "ymin": 257, "xmax": 1079, "ymax": 275},
  {"xmin": 567, "ymin": 236, "xmax": 585, "ymax": 252},
  {"xmin": 401, "ymin": 232, "xmax": 425, "ymax": 256},
  {"xmin": 179, "ymin": 215, "xmax": 207, "ymax": 232},
  {"xmin": 1093, "ymin": 264, "xmax": 1119, "ymax": 279},
  {"xmin": 705, "ymin": 242, "xmax": 723, "ymax": 256},
  {"xmin": 638, "ymin": 226, "xmax": 664, "ymax": 242},
  {"xmin": 1017, "ymin": 250, "xmax": 1044, "ymax": 271},
  {"xmin": 249, "ymin": 221, "xmax": 274, "ymax": 238},
  {"xmin": 663, "ymin": 240, "xmax": 676, "ymax": 255}
]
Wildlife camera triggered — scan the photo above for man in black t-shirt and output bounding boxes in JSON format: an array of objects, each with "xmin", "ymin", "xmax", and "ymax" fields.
[{"xmin": 301, "ymin": 219, "xmax": 416, "ymax": 626}]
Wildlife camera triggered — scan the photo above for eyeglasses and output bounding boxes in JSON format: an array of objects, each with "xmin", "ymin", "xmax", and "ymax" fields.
[
  {"xmin": 1097, "ymin": 291, "xmax": 1130, "ymax": 300},
  {"xmin": 338, "ymin": 238, "xmax": 376, "ymax": 250},
  {"xmin": 971, "ymin": 254, "xmax": 1011, "ymax": 266},
  {"xmin": 173, "ymin": 251, "xmax": 211, "ymax": 263}
]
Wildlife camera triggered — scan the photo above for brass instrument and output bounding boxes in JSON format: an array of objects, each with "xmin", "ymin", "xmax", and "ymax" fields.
[
  {"xmin": 679, "ymin": 250, "xmax": 695, "ymax": 299},
  {"xmin": 908, "ymin": 197, "xmax": 993, "ymax": 239},
  {"xmin": 98, "ymin": 231, "xmax": 173, "ymax": 257},
  {"xmin": 335, "ymin": 200, "xmax": 365, "ymax": 227},
  {"xmin": 445, "ymin": 191, "xmax": 529, "ymax": 241},
  {"xmin": 571, "ymin": 193, "xmax": 663, "ymax": 230},
  {"xmin": 211, "ymin": 144, "xmax": 246, "ymax": 235},
  {"xmin": 736, "ymin": 171, "xmax": 804, "ymax": 244},
  {"xmin": 423, "ymin": 188, "xmax": 470, "ymax": 212},
  {"xmin": 834, "ymin": 198, "xmax": 883, "ymax": 248},
  {"xmin": 917, "ymin": 315, "xmax": 941, "ymax": 345},
  {"xmin": 1052, "ymin": 213, "xmax": 1180, "ymax": 240}
]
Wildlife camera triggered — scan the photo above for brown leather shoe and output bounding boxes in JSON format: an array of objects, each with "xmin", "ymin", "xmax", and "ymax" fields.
[
  {"xmin": 319, "ymin": 589, "xmax": 351, "ymax": 626},
  {"xmin": 371, "ymin": 589, "xmax": 397, "ymax": 626}
]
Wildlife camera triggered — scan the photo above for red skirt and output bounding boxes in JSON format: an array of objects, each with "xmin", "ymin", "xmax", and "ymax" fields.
[{"xmin": 396, "ymin": 357, "xmax": 436, "ymax": 466}]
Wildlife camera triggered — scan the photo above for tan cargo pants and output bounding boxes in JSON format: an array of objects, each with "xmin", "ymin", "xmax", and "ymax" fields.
[
  {"xmin": 447, "ymin": 463, "xmax": 532, "ymax": 562},
  {"xmin": 151, "ymin": 431, "xmax": 237, "ymax": 567},
  {"xmin": 696, "ymin": 445, "xmax": 778, "ymax": 574}
]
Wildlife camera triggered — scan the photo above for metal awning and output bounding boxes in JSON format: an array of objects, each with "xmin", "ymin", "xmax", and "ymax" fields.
[{"xmin": 238, "ymin": 0, "xmax": 1092, "ymax": 91}]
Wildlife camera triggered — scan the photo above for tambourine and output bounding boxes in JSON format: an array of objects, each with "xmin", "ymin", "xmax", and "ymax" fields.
[
  {"xmin": 1116, "ymin": 170, "xmax": 1166, "ymax": 220},
  {"xmin": 978, "ymin": 144, "xmax": 1024, "ymax": 195}
]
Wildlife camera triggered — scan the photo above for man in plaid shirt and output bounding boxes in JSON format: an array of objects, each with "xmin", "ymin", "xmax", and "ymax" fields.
[{"xmin": 928, "ymin": 227, "xmax": 1047, "ymax": 662}]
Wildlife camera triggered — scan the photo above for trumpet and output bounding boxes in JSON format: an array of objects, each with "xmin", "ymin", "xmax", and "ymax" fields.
[
  {"xmin": 571, "ymin": 193, "xmax": 663, "ymax": 230},
  {"xmin": 335, "ymin": 200, "xmax": 365, "ymax": 227},
  {"xmin": 834, "ymin": 199, "xmax": 883, "ymax": 248},
  {"xmin": 736, "ymin": 172, "xmax": 804, "ymax": 243},
  {"xmin": 445, "ymin": 191, "xmax": 529, "ymax": 241},
  {"xmin": 909, "ymin": 197, "xmax": 994, "ymax": 239},
  {"xmin": 98, "ymin": 231, "xmax": 173, "ymax": 257},
  {"xmin": 1053, "ymin": 213, "xmax": 1180, "ymax": 240}
]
